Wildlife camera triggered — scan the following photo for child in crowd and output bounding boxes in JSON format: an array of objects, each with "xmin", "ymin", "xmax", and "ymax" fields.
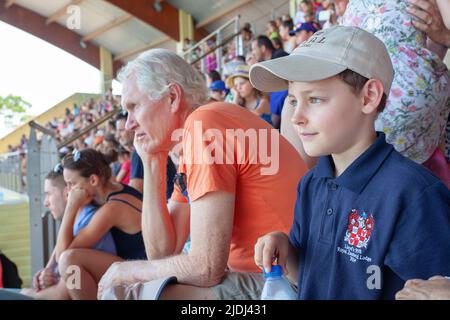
[
  {"xmin": 116, "ymin": 146, "xmax": 131, "ymax": 185},
  {"xmin": 250, "ymin": 26, "xmax": 450, "ymax": 299},
  {"xmin": 227, "ymin": 65, "xmax": 272, "ymax": 125}
]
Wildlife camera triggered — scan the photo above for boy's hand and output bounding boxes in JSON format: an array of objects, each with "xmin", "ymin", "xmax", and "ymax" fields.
[
  {"xmin": 396, "ymin": 276, "xmax": 450, "ymax": 300},
  {"xmin": 254, "ymin": 231, "xmax": 290, "ymax": 274}
]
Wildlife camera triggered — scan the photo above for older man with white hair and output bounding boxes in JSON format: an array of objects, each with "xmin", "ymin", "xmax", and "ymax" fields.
[{"xmin": 97, "ymin": 48, "xmax": 305, "ymax": 300}]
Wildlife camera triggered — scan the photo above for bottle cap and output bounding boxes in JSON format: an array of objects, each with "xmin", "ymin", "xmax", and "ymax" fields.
[{"xmin": 263, "ymin": 265, "xmax": 283, "ymax": 278}]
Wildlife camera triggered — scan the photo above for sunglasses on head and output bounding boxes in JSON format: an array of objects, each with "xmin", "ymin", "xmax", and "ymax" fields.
[
  {"xmin": 72, "ymin": 149, "xmax": 81, "ymax": 162},
  {"xmin": 53, "ymin": 163, "xmax": 63, "ymax": 174}
]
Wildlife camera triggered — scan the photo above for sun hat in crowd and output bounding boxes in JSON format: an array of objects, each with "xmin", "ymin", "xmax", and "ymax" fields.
[
  {"xmin": 249, "ymin": 26, "xmax": 394, "ymax": 95},
  {"xmin": 226, "ymin": 64, "xmax": 251, "ymax": 89},
  {"xmin": 222, "ymin": 60, "xmax": 246, "ymax": 78}
]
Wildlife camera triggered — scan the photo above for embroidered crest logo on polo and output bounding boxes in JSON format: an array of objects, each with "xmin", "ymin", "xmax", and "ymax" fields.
[{"xmin": 344, "ymin": 209, "xmax": 375, "ymax": 249}]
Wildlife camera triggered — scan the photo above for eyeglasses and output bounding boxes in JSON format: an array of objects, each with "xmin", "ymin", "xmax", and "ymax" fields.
[{"xmin": 53, "ymin": 163, "xmax": 63, "ymax": 174}]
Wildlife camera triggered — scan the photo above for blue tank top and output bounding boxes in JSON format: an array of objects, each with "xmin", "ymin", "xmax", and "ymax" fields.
[
  {"xmin": 253, "ymin": 98, "xmax": 272, "ymax": 125},
  {"xmin": 73, "ymin": 204, "xmax": 117, "ymax": 256},
  {"xmin": 107, "ymin": 184, "xmax": 147, "ymax": 260}
]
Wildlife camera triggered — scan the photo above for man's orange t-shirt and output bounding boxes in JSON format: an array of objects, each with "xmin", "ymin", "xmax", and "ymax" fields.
[{"xmin": 171, "ymin": 102, "xmax": 308, "ymax": 272}]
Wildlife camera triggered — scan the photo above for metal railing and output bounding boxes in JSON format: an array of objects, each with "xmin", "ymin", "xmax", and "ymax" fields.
[
  {"xmin": 0, "ymin": 151, "xmax": 25, "ymax": 194},
  {"xmin": 27, "ymin": 128, "xmax": 60, "ymax": 275},
  {"xmin": 182, "ymin": 15, "xmax": 243, "ymax": 74}
]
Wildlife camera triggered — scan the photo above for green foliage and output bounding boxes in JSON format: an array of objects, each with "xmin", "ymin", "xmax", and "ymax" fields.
[{"xmin": 0, "ymin": 95, "xmax": 31, "ymax": 115}]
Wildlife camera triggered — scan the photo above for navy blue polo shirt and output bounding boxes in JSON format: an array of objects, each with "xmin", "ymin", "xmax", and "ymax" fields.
[{"xmin": 289, "ymin": 133, "xmax": 450, "ymax": 299}]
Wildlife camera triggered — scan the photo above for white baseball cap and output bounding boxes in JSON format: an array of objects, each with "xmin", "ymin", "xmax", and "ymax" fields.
[{"xmin": 249, "ymin": 26, "xmax": 394, "ymax": 95}]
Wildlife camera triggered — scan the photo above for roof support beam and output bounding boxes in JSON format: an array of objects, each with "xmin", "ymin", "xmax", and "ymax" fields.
[
  {"xmin": 82, "ymin": 14, "xmax": 132, "ymax": 43},
  {"xmin": 105, "ymin": 0, "xmax": 208, "ymax": 42},
  {"xmin": 46, "ymin": 0, "xmax": 84, "ymax": 25},
  {"xmin": 0, "ymin": 1, "xmax": 100, "ymax": 69}
]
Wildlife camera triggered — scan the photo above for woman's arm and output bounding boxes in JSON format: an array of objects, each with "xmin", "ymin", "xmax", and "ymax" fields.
[
  {"xmin": 253, "ymin": 98, "xmax": 270, "ymax": 116},
  {"xmin": 115, "ymin": 168, "xmax": 126, "ymax": 183},
  {"xmin": 231, "ymin": 89, "xmax": 243, "ymax": 106},
  {"xmin": 407, "ymin": 0, "xmax": 450, "ymax": 58},
  {"xmin": 436, "ymin": 0, "xmax": 450, "ymax": 30},
  {"xmin": 54, "ymin": 189, "xmax": 86, "ymax": 261},
  {"xmin": 45, "ymin": 249, "xmax": 57, "ymax": 269}
]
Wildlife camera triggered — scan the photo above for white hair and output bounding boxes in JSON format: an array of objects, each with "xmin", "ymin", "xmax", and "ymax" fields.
[{"xmin": 117, "ymin": 48, "xmax": 208, "ymax": 108}]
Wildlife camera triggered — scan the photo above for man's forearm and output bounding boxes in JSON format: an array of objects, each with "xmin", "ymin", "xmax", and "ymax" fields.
[
  {"xmin": 142, "ymin": 153, "xmax": 177, "ymax": 259},
  {"xmin": 122, "ymin": 253, "xmax": 223, "ymax": 288}
]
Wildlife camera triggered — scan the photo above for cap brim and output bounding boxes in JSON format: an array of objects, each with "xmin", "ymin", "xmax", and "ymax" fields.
[{"xmin": 249, "ymin": 55, "xmax": 348, "ymax": 92}]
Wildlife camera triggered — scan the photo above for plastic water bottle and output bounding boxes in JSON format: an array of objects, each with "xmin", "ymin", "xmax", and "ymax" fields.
[{"xmin": 261, "ymin": 265, "xmax": 297, "ymax": 300}]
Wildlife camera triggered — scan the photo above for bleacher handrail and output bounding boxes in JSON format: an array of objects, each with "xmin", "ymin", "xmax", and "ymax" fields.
[
  {"xmin": 190, "ymin": 31, "xmax": 241, "ymax": 66},
  {"xmin": 29, "ymin": 120, "xmax": 56, "ymax": 138},
  {"xmin": 182, "ymin": 15, "xmax": 243, "ymax": 74}
]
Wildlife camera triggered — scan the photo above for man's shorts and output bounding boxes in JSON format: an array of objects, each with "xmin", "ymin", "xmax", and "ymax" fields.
[{"xmin": 211, "ymin": 272, "xmax": 265, "ymax": 300}]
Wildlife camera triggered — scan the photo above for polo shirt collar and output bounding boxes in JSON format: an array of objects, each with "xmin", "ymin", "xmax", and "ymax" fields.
[{"xmin": 313, "ymin": 132, "xmax": 394, "ymax": 194}]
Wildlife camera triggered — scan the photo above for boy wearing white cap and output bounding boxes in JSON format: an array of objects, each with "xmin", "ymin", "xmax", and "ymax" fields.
[{"xmin": 252, "ymin": 26, "xmax": 450, "ymax": 299}]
